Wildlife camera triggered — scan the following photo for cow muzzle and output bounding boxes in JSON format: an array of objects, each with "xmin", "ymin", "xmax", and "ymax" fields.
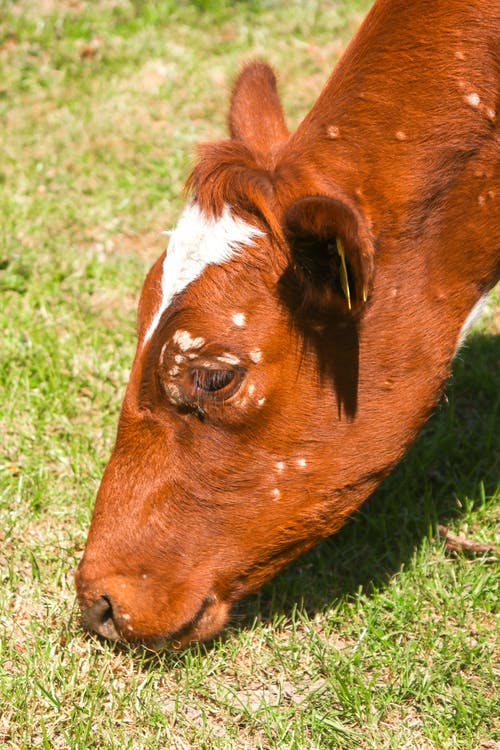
[{"xmin": 75, "ymin": 566, "xmax": 232, "ymax": 649}]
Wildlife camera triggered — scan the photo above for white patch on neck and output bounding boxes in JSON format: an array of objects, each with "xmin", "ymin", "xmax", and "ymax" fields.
[
  {"xmin": 464, "ymin": 92, "xmax": 480, "ymax": 109},
  {"xmin": 454, "ymin": 295, "xmax": 488, "ymax": 355},
  {"xmin": 144, "ymin": 201, "xmax": 264, "ymax": 343}
]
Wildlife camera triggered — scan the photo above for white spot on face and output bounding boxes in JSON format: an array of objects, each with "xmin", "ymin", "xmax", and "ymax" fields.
[
  {"xmin": 216, "ymin": 353, "xmax": 241, "ymax": 366},
  {"xmin": 164, "ymin": 383, "xmax": 182, "ymax": 404},
  {"xmin": 173, "ymin": 329, "xmax": 205, "ymax": 352},
  {"xmin": 122, "ymin": 614, "xmax": 131, "ymax": 621},
  {"xmin": 174, "ymin": 354, "xmax": 185, "ymax": 364},
  {"xmin": 327, "ymin": 125, "xmax": 340, "ymax": 139},
  {"xmin": 395, "ymin": 130, "xmax": 407, "ymax": 141},
  {"xmin": 272, "ymin": 488, "xmax": 281, "ymax": 499},
  {"xmin": 257, "ymin": 397, "xmax": 266, "ymax": 407},
  {"xmin": 297, "ymin": 458, "xmax": 307, "ymax": 468},
  {"xmin": 232, "ymin": 312, "xmax": 246, "ymax": 327},
  {"xmin": 248, "ymin": 383, "xmax": 256, "ymax": 396},
  {"xmin": 464, "ymin": 92, "xmax": 480, "ymax": 108},
  {"xmin": 169, "ymin": 366, "xmax": 180, "ymax": 376},
  {"xmin": 250, "ymin": 348, "xmax": 262, "ymax": 364},
  {"xmin": 276, "ymin": 461, "xmax": 285, "ymax": 472},
  {"xmin": 144, "ymin": 201, "xmax": 264, "ymax": 343},
  {"xmin": 160, "ymin": 341, "xmax": 169, "ymax": 361}
]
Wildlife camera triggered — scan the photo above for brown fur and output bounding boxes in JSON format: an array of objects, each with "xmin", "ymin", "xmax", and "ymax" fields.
[{"xmin": 76, "ymin": 0, "xmax": 499, "ymax": 647}]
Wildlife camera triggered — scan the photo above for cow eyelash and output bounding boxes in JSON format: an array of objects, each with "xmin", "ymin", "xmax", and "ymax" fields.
[
  {"xmin": 189, "ymin": 366, "xmax": 245, "ymax": 401},
  {"xmin": 192, "ymin": 368, "xmax": 235, "ymax": 393}
]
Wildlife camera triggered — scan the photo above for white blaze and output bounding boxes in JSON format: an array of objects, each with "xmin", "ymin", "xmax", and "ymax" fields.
[{"xmin": 144, "ymin": 201, "xmax": 264, "ymax": 343}]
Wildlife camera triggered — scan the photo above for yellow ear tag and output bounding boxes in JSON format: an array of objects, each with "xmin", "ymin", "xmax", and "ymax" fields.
[{"xmin": 336, "ymin": 237, "xmax": 351, "ymax": 310}]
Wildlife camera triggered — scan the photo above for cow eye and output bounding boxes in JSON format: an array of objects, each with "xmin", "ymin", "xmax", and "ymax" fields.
[
  {"xmin": 193, "ymin": 368, "xmax": 234, "ymax": 392},
  {"xmin": 190, "ymin": 367, "xmax": 244, "ymax": 399}
]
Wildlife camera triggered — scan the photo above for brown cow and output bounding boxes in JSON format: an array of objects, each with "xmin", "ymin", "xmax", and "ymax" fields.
[{"xmin": 75, "ymin": 0, "xmax": 500, "ymax": 648}]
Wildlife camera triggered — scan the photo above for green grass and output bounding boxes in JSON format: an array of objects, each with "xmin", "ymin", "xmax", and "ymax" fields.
[{"xmin": 0, "ymin": 1, "xmax": 498, "ymax": 748}]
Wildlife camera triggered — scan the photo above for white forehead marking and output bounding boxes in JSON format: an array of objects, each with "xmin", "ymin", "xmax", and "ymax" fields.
[
  {"xmin": 249, "ymin": 348, "xmax": 263, "ymax": 364},
  {"xmin": 276, "ymin": 461, "xmax": 285, "ymax": 472},
  {"xmin": 173, "ymin": 329, "xmax": 205, "ymax": 351},
  {"xmin": 232, "ymin": 312, "xmax": 246, "ymax": 327},
  {"xmin": 144, "ymin": 201, "xmax": 264, "ymax": 343},
  {"xmin": 272, "ymin": 488, "xmax": 281, "ymax": 499},
  {"xmin": 297, "ymin": 458, "xmax": 307, "ymax": 468}
]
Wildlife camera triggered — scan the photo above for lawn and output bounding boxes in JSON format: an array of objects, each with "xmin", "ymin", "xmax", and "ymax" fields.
[{"xmin": 0, "ymin": 1, "xmax": 498, "ymax": 748}]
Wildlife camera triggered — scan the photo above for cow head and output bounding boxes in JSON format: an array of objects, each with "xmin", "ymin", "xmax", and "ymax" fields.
[
  {"xmin": 75, "ymin": 0, "xmax": 500, "ymax": 646},
  {"xmin": 75, "ymin": 62, "xmax": 379, "ymax": 647}
]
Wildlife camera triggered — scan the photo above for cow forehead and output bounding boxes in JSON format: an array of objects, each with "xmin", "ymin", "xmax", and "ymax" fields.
[{"xmin": 144, "ymin": 201, "xmax": 265, "ymax": 343}]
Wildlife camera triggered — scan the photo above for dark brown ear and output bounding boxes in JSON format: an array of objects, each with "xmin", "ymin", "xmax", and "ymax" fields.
[
  {"xmin": 229, "ymin": 62, "xmax": 289, "ymax": 154},
  {"xmin": 284, "ymin": 195, "xmax": 376, "ymax": 316}
]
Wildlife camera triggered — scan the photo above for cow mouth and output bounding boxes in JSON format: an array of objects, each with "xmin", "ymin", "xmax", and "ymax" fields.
[
  {"xmin": 158, "ymin": 594, "xmax": 216, "ymax": 649},
  {"xmin": 137, "ymin": 594, "xmax": 231, "ymax": 650}
]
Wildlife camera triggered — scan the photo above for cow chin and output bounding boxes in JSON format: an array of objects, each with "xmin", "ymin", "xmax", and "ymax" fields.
[
  {"xmin": 116, "ymin": 596, "xmax": 232, "ymax": 651},
  {"xmin": 161, "ymin": 596, "xmax": 232, "ymax": 650}
]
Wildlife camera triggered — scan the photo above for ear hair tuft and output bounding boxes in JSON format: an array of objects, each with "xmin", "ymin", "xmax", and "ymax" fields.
[{"xmin": 283, "ymin": 194, "xmax": 375, "ymax": 316}]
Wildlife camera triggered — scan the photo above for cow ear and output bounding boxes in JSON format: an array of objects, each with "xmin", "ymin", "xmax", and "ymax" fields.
[
  {"xmin": 283, "ymin": 195, "xmax": 376, "ymax": 316},
  {"xmin": 229, "ymin": 62, "xmax": 289, "ymax": 154}
]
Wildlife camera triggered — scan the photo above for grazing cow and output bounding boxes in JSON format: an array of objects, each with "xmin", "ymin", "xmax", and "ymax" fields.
[{"xmin": 75, "ymin": 0, "xmax": 500, "ymax": 648}]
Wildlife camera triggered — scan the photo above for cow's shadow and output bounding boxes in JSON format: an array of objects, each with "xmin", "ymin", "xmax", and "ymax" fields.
[{"xmin": 230, "ymin": 330, "xmax": 499, "ymax": 630}]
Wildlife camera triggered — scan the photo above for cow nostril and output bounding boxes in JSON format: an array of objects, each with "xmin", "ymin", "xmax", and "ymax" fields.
[{"xmin": 81, "ymin": 596, "xmax": 120, "ymax": 641}]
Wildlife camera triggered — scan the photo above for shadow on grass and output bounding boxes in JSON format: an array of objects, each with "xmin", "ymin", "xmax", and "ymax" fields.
[{"xmin": 231, "ymin": 330, "xmax": 499, "ymax": 627}]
